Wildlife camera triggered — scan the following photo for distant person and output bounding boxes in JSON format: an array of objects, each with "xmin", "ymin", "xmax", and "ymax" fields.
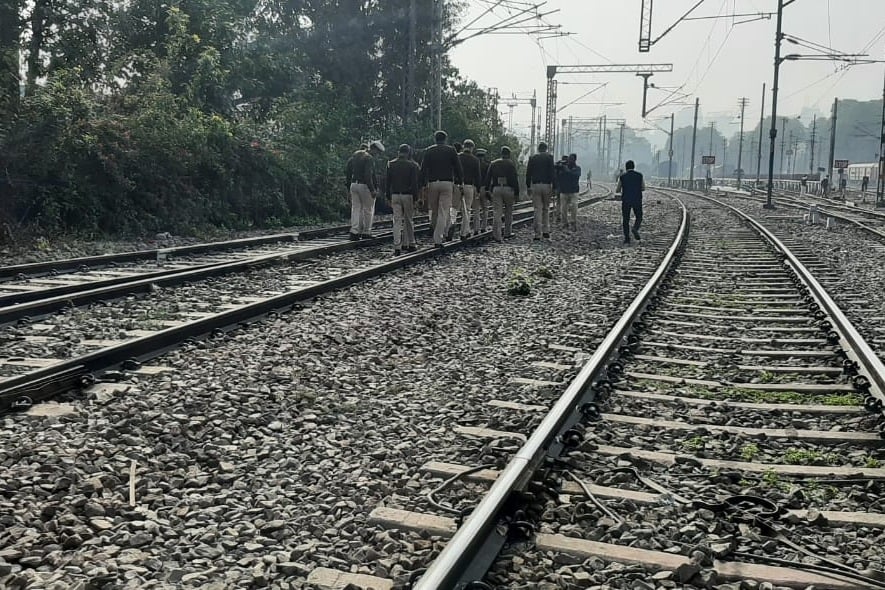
[
  {"xmin": 525, "ymin": 142, "xmax": 555, "ymax": 240},
  {"xmin": 386, "ymin": 143, "xmax": 419, "ymax": 255},
  {"xmin": 840, "ymin": 175, "xmax": 847, "ymax": 199},
  {"xmin": 586, "ymin": 169, "xmax": 593, "ymax": 190},
  {"xmin": 421, "ymin": 130, "xmax": 464, "ymax": 248},
  {"xmin": 862, "ymin": 175, "xmax": 870, "ymax": 194},
  {"xmin": 820, "ymin": 176, "xmax": 829, "ymax": 196},
  {"xmin": 553, "ymin": 155, "xmax": 568, "ymax": 221},
  {"xmin": 616, "ymin": 160, "xmax": 645, "ymax": 245},
  {"xmin": 484, "ymin": 146, "xmax": 520, "ymax": 242},
  {"xmin": 458, "ymin": 139, "xmax": 482, "ymax": 239},
  {"xmin": 557, "ymin": 153, "xmax": 582, "ymax": 232},
  {"xmin": 800, "ymin": 175, "xmax": 808, "ymax": 195},
  {"xmin": 345, "ymin": 141, "xmax": 385, "ymax": 240}
]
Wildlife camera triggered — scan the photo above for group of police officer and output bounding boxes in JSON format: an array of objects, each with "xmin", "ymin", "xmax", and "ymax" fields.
[{"xmin": 345, "ymin": 131, "xmax": 594, "ymax": 255}]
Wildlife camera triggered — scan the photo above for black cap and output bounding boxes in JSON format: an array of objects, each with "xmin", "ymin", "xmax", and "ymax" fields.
[
  {"xmin": 398, "ymin": 143, "xmax": 411, "ymax": 154},
  {"xmin": 501, "ymin": 146, "xmax": 511, "ymax": 156},
  {"xmin": 434, "ymin": 130, "xmax": 447, "ymax": 142}
]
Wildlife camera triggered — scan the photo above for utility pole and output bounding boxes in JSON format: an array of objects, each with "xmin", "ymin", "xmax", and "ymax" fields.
[
  {"xmin": 764, "ymin": 0, "xmax": 785, "ymax": 209},
  {"xmin": 567, "ymin": 116, "xmax": 574, "ymax": 152},
  {"xmin": 737, "ymin": 97, "xmax": 748, "ymax": 187},
  {"xmin": 431, "ymin": 0, "xmax": 443, "ymax": 130},
  {"xmin": 809, "ymin": 114, "xmax": 817, "ymax": 175},
  {"xmin": 667, "ymin": 112, "xmax": 674, "ymax": 187},
  {"xmin": 756, "ymin": 83, "xmax": 766, "ymax": 187},
  {"xmin": 530, "ymin": 91, "xmax": 537, "ymax": 154},
  {"xmin": 779, "ymin": 117, "xmax": 786, "ymax": 175},
  {"xmin": 618, "ymin": 122, "xmax": 626, "ymax": 171},
  {"xmin": 708, "ymin": 122, "xmax": 716, "ymax": 179},
  {"xmin": 877, "ymin": 65, "xmax": 885, "ymax": 208},
  {"xmin": 722, "ymin": 138, "xmax": 728, "ymax": 181},
  {"xmin": 827, "ymin": 97, "xmax": 838, "ymax": 185},
  {"xmin": 690, "ymin": 97, "xmax": 699, "ymax": 184},
  {"xmin": 606, "ymin": 129, "xmax": 612, "ymax": 174},
  {"xmin": 406, "ymin": 0, "xmax": 417, "ymax": 124},
  {"xmin": 786, "ymin": 129, "xmax": 793, "ymax": 176}
]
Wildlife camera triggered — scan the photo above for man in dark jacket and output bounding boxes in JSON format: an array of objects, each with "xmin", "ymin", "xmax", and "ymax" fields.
[
  {"xmin": 345, "ymin": 141, "xmax": 385, "ymax": 240},
  {"xmin": 458, "ymin": 139, "xmax": 482, "ymax": 239},
  {"xmin": 526, "ymin": 142, "xmax": 555, "ymax": 240},
  {"xmin": 475, "ymin": 149, "xmax": 492, "ymax": 232},
  {"xmin": 386, "ymin": 144, "xmax": 420, "ymax": 255},
  {"xmin": 421, "ymin": 130, "xmax": 464, "ymax": 248},
  {"xmin": 616, "ymin": 159, "xmax": 645, "ymax": 244},
  {"xmin": 485, "ymin": 146, "xmax": 520, "ymax": 242},
  {"xmin": 557, "ymin": 153, "xmax": 582, "ymax": 231}
]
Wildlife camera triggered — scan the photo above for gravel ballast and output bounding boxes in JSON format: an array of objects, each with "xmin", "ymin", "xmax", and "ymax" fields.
[{"xmin": 0, "ymin": 196, "xmax": 683, "ymax": 589}]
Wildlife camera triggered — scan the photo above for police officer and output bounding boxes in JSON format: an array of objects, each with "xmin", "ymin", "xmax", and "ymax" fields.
[
  {"xmin": 386, "ymin": 144, "xmax": 420, "ymax": 255},
  {"xmin": 421, "ymin": 131, "xmax": 464, "ymax": 248},
  {"xmin": 345, "ymin": 141, "xmax": 385, "ymax": 240},
  {"xmin": 526, "ymin": 142, "xmax": 555, "ymax": 240},
  {"xmin": 485, "ymin": 146, "xmax": 520, "ymax": 242},
  {"xmin": 457, "ymin": 140, "xmax": 482, "ymax": 239},
  {"xmin": 475, "ymin": 149, "xmax": 492, "ymax": 232},
  {"xmin": 616, "ymin": 160, "xmax": 645, "ymax": 244},
  {"xmin": 557, "ymin": 153, "xmax": 582, "ymax": 232}
]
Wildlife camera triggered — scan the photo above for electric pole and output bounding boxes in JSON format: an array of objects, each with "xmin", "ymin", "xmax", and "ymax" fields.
[
  {"xmin": 809, "ymin": 114, "xmax": 816, "ymax": 175},
  {"xmin": 667, "ymin": 112, "xmax": 674, "ymax": 187},
  {"xmin": 737, "ymin": 97, "xmax": 749, "ymax": 187},
  {"xmin": 709, "ymin": 122, "xmax": 716, "ymax": 179},
  {"xmin": 827, "ymin": 97, "xmax": 838, "ymax": 185},
  {"xmin": 877, "ymin": 65, "xmax": 885, "ymax": 208},
  {"xmin": 431, "ymin": 0, "xmax": 443, "ymax": 130},
  {"xmin": 779, "ymin": 117, "xmax": 786, "ymax": 175},
  {"xmin": 756, "ymin": 83, "xmax": 766, "ymax": 187},
  {"xmin": 406, "ymin": 0, "xmax": 417, "ymax": 124},
  {"xmin": 618, "ymin": 122, "xmax": 626, "ymax": 171},
  {"xmin": 722, "ymin": 138, "xmax": 728, "ymax": 181},
  {"xmin": 690, "ymin": 97, "xmax": 699, "ymax": 184},
  {"xmin": 786, "ymin": 129, "xmax": 793, "ymax": 176},
  {"xmin": 764, "ymin": 0, "xmax": 785, "ymax": 209}
]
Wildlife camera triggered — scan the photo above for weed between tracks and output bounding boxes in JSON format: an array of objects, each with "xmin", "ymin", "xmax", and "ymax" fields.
[{"xmin": 631, "ymin": 378, "xmax": 863, "ymax": 406}]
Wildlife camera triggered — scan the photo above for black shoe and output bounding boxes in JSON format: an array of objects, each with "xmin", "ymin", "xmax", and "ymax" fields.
[
  {"xmin": 406, "ymin": 245, "xmax": 417, "ymax": 252},
  {"xmin": 393, "ymin": 249, "xmax": 402, "ymax": 256},
  {"xmin": 434, "ymin": 244, "xmax": 444, "ymax": 249},
  {"xmin": 446, "ymin": 227, "xmax": 456, "ymax": 241},
  {"xmin": 533, "ymin": 236, "xmax": 541, "ymax": 241},
  {"xmin": 632, "ymin": 229, "xmax": 641, "ymax": 241},
  {"xmin": 461, "ymin": 235, "xmax": 469, "ymax": 242},
  {"xmin": 505, "ymin": 234, "xmax": 515, "ymax": 240},
  {"xmin": 348, "ymin": 232, "xmax": 360, "ymax": 241},
  {"xmin": 624, "ymin": 238, "xmax": 631, "ymax": 244},
  {"xmin": 361, "ymin": 233, "xmax": 374, "ymax": 240},
  {"xmin": 542, "ymin": 233, "xmax": 550, "ymax": 239}
]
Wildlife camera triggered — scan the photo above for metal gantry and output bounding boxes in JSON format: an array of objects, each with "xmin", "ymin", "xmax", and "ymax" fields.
[{"xmin": 544, "ymin": 63, "xmax": 673, "ymax": 145}]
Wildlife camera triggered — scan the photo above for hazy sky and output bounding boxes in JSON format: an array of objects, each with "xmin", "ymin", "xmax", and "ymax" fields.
[{"xmin": 450, "ymin": 0, "xmax": 884, "ymax": 141}]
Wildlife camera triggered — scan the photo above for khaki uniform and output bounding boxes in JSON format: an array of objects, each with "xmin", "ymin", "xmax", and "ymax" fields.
[
  {"xmin": 484, "ymin": 158, "xmax": 520, "ymax": 241},
  {"xmin": 458, "ymin": 151, "xmax": 482, "ymax": 237},
  {"xmin": 345, "ymin": 150, "xmax": 376, "ymax": 236},
  {"xmin": 476, "ymin": 159, "xmax": 492, "ymax": 231},
  {"xmin": 386, "ymin": 157, "xmax": 420, "ymax": 250},
  {"xmin": 526, "ymin": 152, "xmax": 556, "ymax": 238},
  {"xmin": 421, "ymin": 143, "xmax": 464, "ymax": 245}
]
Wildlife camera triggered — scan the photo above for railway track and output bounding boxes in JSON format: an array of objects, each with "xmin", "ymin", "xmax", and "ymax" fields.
[
  {"xmin": 364, "ymin": 190, "xmax": 885, "ymax": 590},
  {"xmin": 0, "ymin": 191, "xmax": 607, "ymax": 414}
]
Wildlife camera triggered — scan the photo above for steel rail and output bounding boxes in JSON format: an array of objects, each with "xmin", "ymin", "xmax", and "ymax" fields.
[
  {"xmin": 0, "ymin": 199, "xmax": 569, "ymax": 324},
  {"xmin": 0, "ymin": 192, "xmax": 609, "ymax": 414},
  {"xmin": 412, "ymin": 190, "xmax": 688, "ymax": 590},
  {"xmin": 0, "ymin": 233, "xmax": 299, "ymax": 280},
  {"xmin": 680, "ymin": 189, "xmax": 885, "ymax": 407}
]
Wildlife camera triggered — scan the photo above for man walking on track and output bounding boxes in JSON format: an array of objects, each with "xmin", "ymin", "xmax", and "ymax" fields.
[
  {"xmin": 458, "ymin": 139, "xmax": 482, "ymax": 239},
  {"xmin": 526, "ymin": 142, "xmax": 555, "ymax": 240},
  {"xmin": 485, "ymin": 146, "xmax": 520, "ymax": 242},
  {"xmin": 475, "ymin": 149, "xmax": 492, "ymax": 232},
  {"xmin": 386, "ymin": 144, "xmax": 419, "ymax": 255},
  {"xmin": 617, "ymin": 160, "xmax": 645, "ymax": 245},
  {"xmin": 557, "ymin": 153, "xmax": 582, "ymax": 232},
  {"xmin": 421, "ymin": 130, "xmax": 464, "ymax": 248},
  {"xmin": 345, "ymin": 140, "xmax": 385, "ymax": 240}
]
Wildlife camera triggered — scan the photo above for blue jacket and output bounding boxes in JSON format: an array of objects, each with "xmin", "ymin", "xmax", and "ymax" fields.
[{"xmin": 558, "ymin": 164, "xmax": 582, "ymax": 194}]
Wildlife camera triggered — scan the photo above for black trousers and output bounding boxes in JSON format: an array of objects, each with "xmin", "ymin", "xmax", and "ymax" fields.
[{"xmin": 622, "ymin": 200, "xmax": 643, "ymax": 238}]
